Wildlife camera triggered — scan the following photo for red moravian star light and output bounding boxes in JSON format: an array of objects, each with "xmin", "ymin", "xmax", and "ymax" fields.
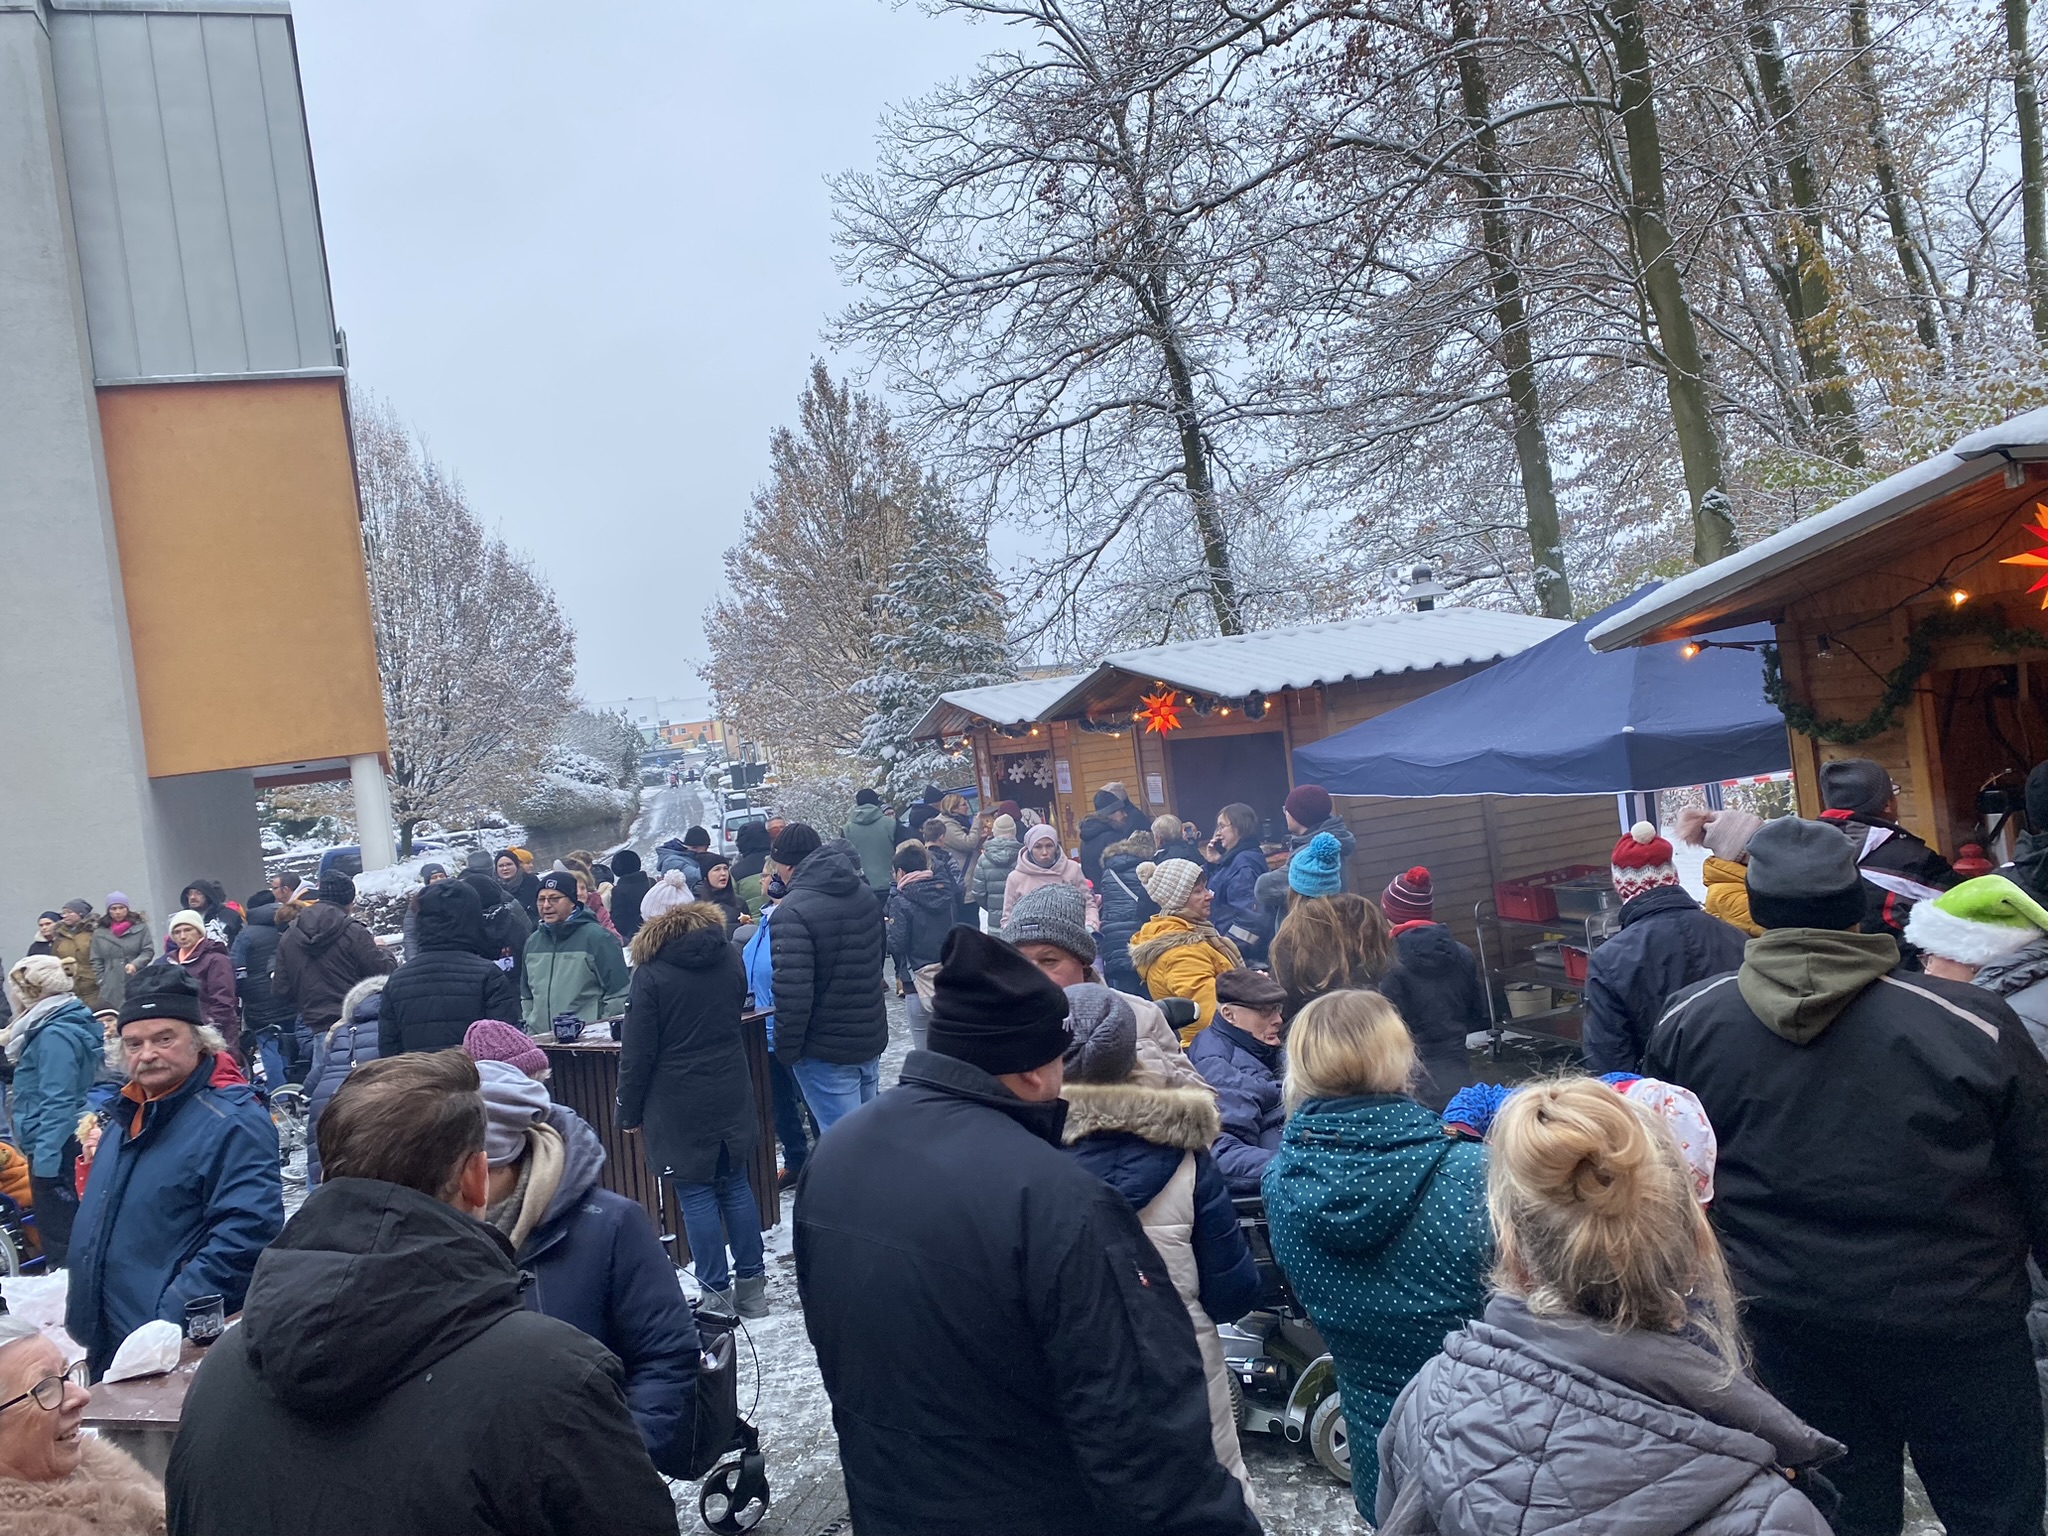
[
  {"xmin": 1137, "ymin": 690, "xmax": 1184, "ymax": 735},
  {"xmin": 2002, "ymin": 503, "xmax": 2048, "ymax": 608}
]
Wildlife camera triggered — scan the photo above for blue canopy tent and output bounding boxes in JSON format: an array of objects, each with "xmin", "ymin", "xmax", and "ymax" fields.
[{"xmin": 1292, "ymin": 589, "xmax": 1790, "ymax": 795}]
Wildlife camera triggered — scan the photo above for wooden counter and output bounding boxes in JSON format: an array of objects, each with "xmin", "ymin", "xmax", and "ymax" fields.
[
  {"xmin": 82, "ymin": 1334, "xmax": 211, "ymax": 1479},
  {"xmin": 543, "ymin": 1010, "xmax": 780, "ymax": 1266}
]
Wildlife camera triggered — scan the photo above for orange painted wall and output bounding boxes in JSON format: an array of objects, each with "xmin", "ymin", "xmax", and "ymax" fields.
[{"xmin": 97, "ymin": 378, "xmax": 388, "ymax": 777}]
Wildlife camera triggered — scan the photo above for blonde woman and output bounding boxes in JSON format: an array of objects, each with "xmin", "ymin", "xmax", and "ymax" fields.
[
  {"xmin": 1261, "ymin": 990, "xmax": 1489, "ymax": 1520},
  {"xmin": 1378, "ymin": 1078, "xmax": 1839, "ymax": 1535}
]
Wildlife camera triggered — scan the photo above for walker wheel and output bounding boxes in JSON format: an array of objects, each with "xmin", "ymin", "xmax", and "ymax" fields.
[{"xmin": 700, "ymin": 1456, "xmax": 768, "ymax": 1534}]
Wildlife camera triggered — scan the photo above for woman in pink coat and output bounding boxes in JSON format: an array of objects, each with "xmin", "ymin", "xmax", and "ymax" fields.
[{"xmin": 1002, "ymin": 824, "xmax": 1098, "ymax": 928}]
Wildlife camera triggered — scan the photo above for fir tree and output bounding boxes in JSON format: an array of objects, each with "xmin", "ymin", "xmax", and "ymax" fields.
[{"xmin": 855, "ymin": 502, "xmax": 1012, "ymax": 802}]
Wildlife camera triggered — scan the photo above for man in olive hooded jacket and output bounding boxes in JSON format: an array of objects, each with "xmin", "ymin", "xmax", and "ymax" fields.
[{"xmin": 1645, "ymin": 816, "xmax": 2048, "ymax": 1536}]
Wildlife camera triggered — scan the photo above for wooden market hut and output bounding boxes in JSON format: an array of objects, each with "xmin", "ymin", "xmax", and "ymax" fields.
[
  {"xmin": 914, "ymin": 608, "xmax": 1630, "ymax": 947},
  {"xmin": 1588, "ymin": 408, "xmax": 2048, "ymax": 860}
]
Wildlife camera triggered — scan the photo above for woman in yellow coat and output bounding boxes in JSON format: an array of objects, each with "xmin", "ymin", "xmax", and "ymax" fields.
[
  {"xmin": 1676, "ymin": 806, "xmax": 1765, "ymax": 937},
  {"xmin": 1130, "ymin": 859, "xmax": 1245, "ymax": 1044}
]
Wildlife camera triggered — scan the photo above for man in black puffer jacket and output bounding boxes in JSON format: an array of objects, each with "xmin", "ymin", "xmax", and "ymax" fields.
[
  {"xmin": 795, "ymin": 929, "xmax": 1260, "ymax": 1536},
  {"xmin": 1580, "ymin": 823, "xmax": 1746, "ymax": 1074},
  {"xmin": 768, "ymin": 827, "xmax": 888, "ymax": 1133},
  {"xmin": 380, "ymin": 880, "xmax": 519, "ymax": 1056}
]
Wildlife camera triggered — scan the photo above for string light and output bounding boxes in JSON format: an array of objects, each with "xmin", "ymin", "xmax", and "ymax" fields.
[{"xmin": 1950, "ymin": 589, "xmax": 1971, "ymax": 606}]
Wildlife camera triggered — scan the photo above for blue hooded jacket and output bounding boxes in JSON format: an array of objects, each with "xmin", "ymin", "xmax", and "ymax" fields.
[
  {"xmin": 1262, "ymin": 1093, "xmax": 1492, "ymax": 1518},
  {"xmin": 67, "ymin": 1055, "xmax": 284, "ymax": 1376},
  {"xmin": 10, "ymin": 997, "xmax": 104, "ymax": 1179},
  {"xmin": 1186, "ymin": 1019, "xmax": 1285, "ymax": 1195}
]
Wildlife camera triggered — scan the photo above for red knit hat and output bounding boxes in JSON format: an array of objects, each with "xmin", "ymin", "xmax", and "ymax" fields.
[
  {"xmin": 1382, "ymin": 867, "xmax": 1434, "ymax": 925},
  {"xmin": 1285, "ymin": 784, "xmax": 1334, "ymax": 828},
  {"xmin": 1611, "ymin": 821, "xmax": 1679, "ymax": 903}
]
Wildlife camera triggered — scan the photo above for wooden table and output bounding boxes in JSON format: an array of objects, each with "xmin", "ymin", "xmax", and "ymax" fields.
[
  {"xmin": 81, "ymin": 1334, "xmax": 211, "ymax": 1479},
  {"xmin": 543, "ymin": 1010, "xmax": 780, "ymax": 1267}
]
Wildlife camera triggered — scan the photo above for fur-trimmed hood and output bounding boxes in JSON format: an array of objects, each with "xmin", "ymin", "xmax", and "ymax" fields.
[
  {"xmin": 1129, "ymin": 915, "xmax": 1243, "ymax": 974},
  {"xmin": 0, "ymin": 1434, "xmax": 166, "ymax": 1534},
  {"xmin": 629, "ymin": 900, "xmax": 727, "ymax": 967},
  {"xmin": 337, "ymin": 973, "xmax": 386, "ymax": 1031},
  {"xmin": 1061, "ymin": 1080, "xmax": 1221, "ymax": 1150}
]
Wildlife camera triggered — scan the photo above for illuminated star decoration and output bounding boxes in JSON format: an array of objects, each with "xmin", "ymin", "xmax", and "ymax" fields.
[
  {"xmin": 2001, "ymin": 503, "xmax": 2048, "ymax": 608},
  {"xmin": 1137, "ymin": 690, "xmax": 1185, "ymax": 735}
]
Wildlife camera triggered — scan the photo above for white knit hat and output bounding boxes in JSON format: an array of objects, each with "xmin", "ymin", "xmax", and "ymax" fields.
[
  {"xmin": 1903, "ymin": 875, "xmax": 2048, "ymax": 967},
  {"xmin": 167, "ymin": 909, "xmax": 208, "ymax": 939},
  {"xmin": 639, "ymin": 869, "xmax": 694, "ymax": 922},
  {"xmin": 1139, "ymin": 859, "xmax": 1205, "ymax": 915},
  {"xmin": 6, "ymin": 955, "xmax": 73, "ymax": 1009}
]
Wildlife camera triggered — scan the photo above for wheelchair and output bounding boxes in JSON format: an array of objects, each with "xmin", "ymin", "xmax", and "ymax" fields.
[{"xmin": 1218, "ymin": 1196, "xmax": 1351, "ymax": 1483}]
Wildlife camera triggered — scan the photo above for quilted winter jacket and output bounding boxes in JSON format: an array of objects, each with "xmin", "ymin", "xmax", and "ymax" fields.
[
  {"xmin": 886, "ymin": 875, "xmax": 955, "ymax": 975},
  {"xmin": 519, "ymin": 909, "xmax": 630, "ymax": 1035},
  {"xmin": 1975, "ymin": 936, "xmax": 2048, "ymax": 1059},
  {"xmin": 769, "ymin": 843, "xmax": 888, "ymax": 1067},
  {"xmin": 304, "ymin": 978, "xmax": 385, "ymax": 1186},
  {"xmin": 1096, "ymin": 846, "xmax": 1158, "ymax": 992},
  {"xmin": 380, "ymin": 881, "xmax": 520, "ymax": 1055},
  {"xmin": 1133, "ymin": 915, "xmax": 1244, "ymax": 1038},
  {"xmin": 1581, "ymin": 886, "xmax": 1746, "ymax": 1075},
  {"xmin": 1379, "ymin": 1296, "xmax": 1839, "ymax": 1536},
  {"xmin": 1185, "ymin": 1019, "xmax": 1285, "ymax": 1195},
  {"xmin": 1701, "ymin": 857, "xmax": 1762, "ymax": 938},
  {"xmin": 969, "ymin": 836, "xmax": 1022, "ymax": 911},
  {"xmin": 1262, "ymin": 1093, "xmax": 1491, "ymax": 1518}
]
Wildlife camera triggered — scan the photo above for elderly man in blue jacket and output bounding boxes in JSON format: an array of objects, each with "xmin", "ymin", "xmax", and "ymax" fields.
[{"xmin": 67, "ymin": 964, "xmax": 283, "ymax": 1379}]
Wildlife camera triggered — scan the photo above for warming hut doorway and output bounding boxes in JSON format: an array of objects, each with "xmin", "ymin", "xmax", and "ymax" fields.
[{"xmin": 1166, "ymin": 731, "xmax": 1292, "ymax": 844}]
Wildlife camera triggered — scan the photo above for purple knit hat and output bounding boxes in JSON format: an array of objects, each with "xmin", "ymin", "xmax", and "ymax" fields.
[{"xmin": 463, "ymin": 1019, "xmax": 549, "ymax": 1078}]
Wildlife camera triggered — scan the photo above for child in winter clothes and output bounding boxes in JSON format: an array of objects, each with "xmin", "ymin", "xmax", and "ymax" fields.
[
  {"xmin": 970, "ymin": 815, "xmax": 1024, "ymax": 916},
  {"xmin": 1131, "ymin": 860, "xmax": 1244, "ymax": 1038},
  {"xmin": 1677, "ymin": 806, "xmax": 1766, "ymax": 937},
  {"xmin": 1061, "ymin": 984, "xmax": 1260, "ymax": 1503},
  {"xmin": 1001, "ymin": 824, "xmax": 1095, "ymax": 927},
  {"xmin": 886, "ymin": 846, "xmax": 955, "ymax": 1050}
]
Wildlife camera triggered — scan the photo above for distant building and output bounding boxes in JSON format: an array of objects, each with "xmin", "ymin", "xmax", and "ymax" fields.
[
  {"xmin": 2, "ymin": 0, "xmax": 391, "ymax": 939},
  {"xmin": 592, "ymin": 697, "xmax": 733, "ymax": 751}
]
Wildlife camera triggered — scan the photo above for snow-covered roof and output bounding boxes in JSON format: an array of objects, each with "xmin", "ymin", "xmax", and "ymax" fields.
[
  {"xmin": 1588, "ymin": 406, "xmax": 2048, "ymax": 652},
  {"xmin": 1042, "ymin": 606, "xmax": 1568, "ymax": 715},
  {"xmin": 910, "ymin": 672, "xmax": 1094, "ymax": 740}
]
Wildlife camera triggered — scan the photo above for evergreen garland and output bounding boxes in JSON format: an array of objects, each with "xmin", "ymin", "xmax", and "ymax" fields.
[{"xmin": 1762, "ymin": 606, "xmax": 2048, "ymax": 744}]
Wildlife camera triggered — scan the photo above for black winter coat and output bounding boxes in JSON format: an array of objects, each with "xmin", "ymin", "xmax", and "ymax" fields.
[
  {"xmin": 619, "ymin": 907, "xmax": 756, "ymax": 1186},
  {"xmin": 794, "ymin": 1050, "xmax": 1262, "ymax": 1536},
  {"xmin": 503, "ymin": 868, "xmax": 543, "ymax": 926},
  {"xmin": 273, "ymin": 902, "xmax": 396, "ymax": 1029},
  {"xmin": 1097, "ymin": 850, "xmax": 1158, "ymax": 991},
  {"xmin": 379, "ymin": 881, "xmax": 520, "ymax": 1056},
  {"xmin": 231, "ymin": 906, "xmax": 292, "ymax": 1033},
  {"xmin": 1820, "ymin": 808, "xmax": 1956, "ymax": 943},
  {"xmin": 886, "ymin": 876, "xmax": 955, "ymax": 974},
  {"xmin": 1379, "ymin": 922, "xmax": 1488, "ymax": 1112},
  {"xmin": 461, "ymin": 872, "xmax": 531, "ymax": 970},
  {"xmin": 166, "ymin": 1178, "xmax": 677, "ymax": 1536},
  {"xmin": 608, "ymin": 870, "xmax": 653, "ymax": 942},
  {"xmin": 1645, "ymin": 950, "xmax": 2048, "ymax": 1335},
  {"xmin": 1078, "ymin": 810, "xmax": 1130, "ymax": 883},
  {"xmin": 769, "ymin": 843, "xmax": 889, "ymax": 1067},
  {"xmin": 1580, "ymin": 886, "xmax": 1746, "ymax": 1074}
]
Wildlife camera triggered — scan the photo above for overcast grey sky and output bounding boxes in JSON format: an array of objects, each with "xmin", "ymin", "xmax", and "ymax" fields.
[{"xmin": 291, "ymin": 1, "xmax": 990, "ymax": 706}]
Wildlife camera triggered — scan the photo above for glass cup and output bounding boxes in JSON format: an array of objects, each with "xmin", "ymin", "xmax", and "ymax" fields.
[{"xmin": 184, "ymin": 1294, "xmax": 224, "ymax": 1345}]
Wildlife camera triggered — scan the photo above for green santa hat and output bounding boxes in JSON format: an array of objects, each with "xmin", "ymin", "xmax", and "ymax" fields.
[{"xmin": 1902, "ymin": 875, "xmax": 2048, "ymax": 967}]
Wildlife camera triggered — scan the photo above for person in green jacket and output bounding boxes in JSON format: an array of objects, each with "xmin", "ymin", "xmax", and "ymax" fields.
[
  {"xmin": 842, "ymin": 790, "xmax": 901, "ymax": 897},
  {"xmin": 1262, "ymin": 987, "xmax": 1491, "ymax": 1519},
  {"xmin": 520, "ymin": 873, "xmax": 630, "ymax": 1038}
]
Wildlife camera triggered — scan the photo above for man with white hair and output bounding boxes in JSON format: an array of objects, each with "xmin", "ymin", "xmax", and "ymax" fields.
[{"xmin": 65, "ymin": 965, "xmax": 282, "ymax": 1380}]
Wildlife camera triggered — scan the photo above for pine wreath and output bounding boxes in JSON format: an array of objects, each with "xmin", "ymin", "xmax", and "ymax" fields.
[{"xmin": 1763, "ymin": 606, "xmax": 2048, "ymax": 744}]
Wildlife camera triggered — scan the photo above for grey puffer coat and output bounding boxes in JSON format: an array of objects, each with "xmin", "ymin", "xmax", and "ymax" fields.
[
  {"xmin": 1379, "ymin": 1296, "xmax": 1840, "ymax": 1536},
  {"xmin": 1976, "ymin": 936, "xmax": 2048, "ymax": 1059}
]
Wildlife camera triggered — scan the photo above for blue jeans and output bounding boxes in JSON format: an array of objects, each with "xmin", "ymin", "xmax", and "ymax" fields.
[
  {"xmin": 674, "ymin": 1146, "xmax": 764, "ymax": 1296},
  {"xmin": 790, "ymin": 1056, "xmax": 881, "ymax": 1135}
]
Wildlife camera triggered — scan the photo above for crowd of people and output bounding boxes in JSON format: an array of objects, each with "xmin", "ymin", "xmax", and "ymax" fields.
[{"xmin": 5, "ymin": 752, "xmax": 2048, "ymax": 1534}]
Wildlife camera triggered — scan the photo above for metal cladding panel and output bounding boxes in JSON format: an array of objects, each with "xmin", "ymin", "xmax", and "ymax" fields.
[{"xmin": 49, "ymin": 8, "xmax": 337, "ymax": 383}]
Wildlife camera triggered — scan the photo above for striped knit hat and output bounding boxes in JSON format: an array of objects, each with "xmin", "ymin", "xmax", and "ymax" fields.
[
  {"xmin": 1611, "ymin": 821, "xmax": 1679, "ymax": 903},
  {"xmin": 1382, "ymin": 867, "xmax": 1434, "ymax": 925}
]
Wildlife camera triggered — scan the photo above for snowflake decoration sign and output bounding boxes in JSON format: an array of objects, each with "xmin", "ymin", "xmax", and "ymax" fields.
[
  {"xmin": 2002, "ymin": 503, "xmax": 2048, "ymax": 608},
  {"xmin": 1137, "ymin": 690, "xmax": 1184, "ymax": 735}
]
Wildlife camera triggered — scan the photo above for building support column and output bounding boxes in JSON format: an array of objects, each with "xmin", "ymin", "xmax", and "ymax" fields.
[{"xmin": 351, "ymin": 754, "xmax": 394, "ymax": 870}]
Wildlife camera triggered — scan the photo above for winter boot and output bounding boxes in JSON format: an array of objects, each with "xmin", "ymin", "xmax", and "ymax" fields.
[
  {"xmin": 735, "ymin": 1275, "xmax": 769, "ymax": 1320},
  {"xmin": 699, "ymin": 1285, "xmax": 737, "ymax": 1318}
]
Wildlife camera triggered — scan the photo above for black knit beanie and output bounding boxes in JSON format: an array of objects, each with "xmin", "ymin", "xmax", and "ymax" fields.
[
  {"xmin": 119, "ymin": 962, "xmax": 204, "ymax": 1027},
  {"xmin": 772, "ymin": 823, "xmax": 823, "ymax": 867},
  {"xmin": 927, "ymin": 928, "xmax": 1072, "ymax": 1076}
]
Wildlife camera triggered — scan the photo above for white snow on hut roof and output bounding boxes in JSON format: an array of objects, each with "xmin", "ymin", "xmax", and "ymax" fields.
[{"xmin": 910, "ymin": 672, "xmax": 1094, "ymax": 739}]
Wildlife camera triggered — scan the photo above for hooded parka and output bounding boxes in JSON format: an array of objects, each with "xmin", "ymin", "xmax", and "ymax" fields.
[
  {"xmin": 619, "ymin": 905, "xmax": 756, "ymax": 1187},
  {"xmin": 1379, "ymin": 1296, "xmax": 1838, "ymax": 1536},
  {"xmin": 1262, "ymin": 1093, "xmax": 1491, "ymax": 1517},
  {"xmin": 164, "ymin": 1177, "xmax": 677, "ymax": 1536},
  {"xmin": 7, "ymin": 995, "xmax": 102, "ymax": 1179},
  {"xmin": 272, "ymin": 902, "xmax": 395, "ymax": 1031},
  {"xmin": 1134, "ymin": 916, "xmax": 1245, "ymax": 1037},
  {"xmin": 842, "ymin": 802, "xmax": 901, "ymax": 891},
  {"xmin": 380, "ymin": 881, "xmax": 520, "ymax": 1056},
  {"xmin": 793, "ymin": 1048, "xmax": 1261, "ymax": 1536}
]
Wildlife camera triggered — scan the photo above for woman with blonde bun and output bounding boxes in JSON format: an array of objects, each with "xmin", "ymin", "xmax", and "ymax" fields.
[
  {"xmin": 1260, "ymin": 990, "xmax": 1490, "ymax": 1519},
  {"xmin": 1378, "ymin": 1078, "xmax": 1841, "ymax": 1536}
]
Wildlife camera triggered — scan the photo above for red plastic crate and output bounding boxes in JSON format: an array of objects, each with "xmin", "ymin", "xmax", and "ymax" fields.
[
  {"xmin": 1494, "ymin": 864, "xmax": 1606, "ymax": 923},
  {"xmin": 1561, "ymin": 945, "xmax": 1591, "ymax": 984}
]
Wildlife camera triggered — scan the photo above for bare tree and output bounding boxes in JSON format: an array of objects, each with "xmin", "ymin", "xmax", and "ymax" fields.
[{"xmin": 352, "ymin": 390, "xmax": 576, "ymax": 854}]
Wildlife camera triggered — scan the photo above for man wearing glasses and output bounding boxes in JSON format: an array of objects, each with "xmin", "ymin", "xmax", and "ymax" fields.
[{"xmin": 65, "ymin": 965, "xmax": 283, "ymax": 1381}]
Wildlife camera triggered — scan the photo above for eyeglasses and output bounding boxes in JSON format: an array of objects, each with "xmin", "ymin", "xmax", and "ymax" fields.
[{"xmin": 0, "ymin": 1361, "xmax": 87, "ymax": 1414}]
